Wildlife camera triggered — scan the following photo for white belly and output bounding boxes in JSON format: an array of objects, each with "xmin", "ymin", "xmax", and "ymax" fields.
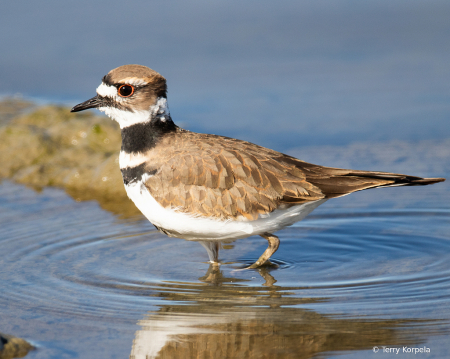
[{"xmin": 125, "ymin": 179, "xmax": 327, "ymax": 241}]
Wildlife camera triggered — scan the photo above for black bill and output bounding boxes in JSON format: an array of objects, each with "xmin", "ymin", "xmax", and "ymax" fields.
[{"xmin": 71, "ymin": 95, "xmax": 105, "ymax": 112}]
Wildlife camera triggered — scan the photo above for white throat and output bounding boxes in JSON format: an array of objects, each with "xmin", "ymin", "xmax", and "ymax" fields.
[
  {"xmin": 98, "ymin": 106, "xmax": 150, "ymax": 129},
  {"xmin": 96, "ymin": 82, "xmax": 170, "ymax": 129}
]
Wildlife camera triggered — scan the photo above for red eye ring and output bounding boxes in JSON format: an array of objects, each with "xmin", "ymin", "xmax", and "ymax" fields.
[{"xmin": 118, "ymin": 84, "xmax": 135, "ymax": 97}]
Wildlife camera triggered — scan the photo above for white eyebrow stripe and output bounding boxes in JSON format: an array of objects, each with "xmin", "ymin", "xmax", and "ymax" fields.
[
  {"xmin": 96, "ymin": 82, "xmax": 117, "ymax": 97},
  {"xmin": 120, "ymin": 77, "xmax": 148, "ymax": 86}
]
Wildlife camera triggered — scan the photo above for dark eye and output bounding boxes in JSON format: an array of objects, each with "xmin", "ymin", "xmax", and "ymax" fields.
[{"xmin": 118, "ymin": 84, "xmax": 134, "ymax": 97}]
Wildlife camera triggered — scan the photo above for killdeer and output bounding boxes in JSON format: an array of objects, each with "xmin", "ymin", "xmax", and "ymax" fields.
[{"xmin": 71, "ymin": 64, "xmax": 445, "ymax": 269}]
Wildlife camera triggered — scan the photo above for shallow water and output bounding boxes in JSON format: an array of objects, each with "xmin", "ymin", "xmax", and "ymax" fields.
[{"xmin": 1, "ymin": 175, "xmax": 449, "ymax": 359}]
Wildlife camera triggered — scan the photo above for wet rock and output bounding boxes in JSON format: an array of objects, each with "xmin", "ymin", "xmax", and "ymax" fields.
[{"xmin": 0, "ymin": 332, "xmax": 34, "ymax": 359}]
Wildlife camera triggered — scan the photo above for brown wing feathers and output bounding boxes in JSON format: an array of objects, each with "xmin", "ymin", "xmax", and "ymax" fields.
[{"xmin": 144, "ymin": 131, "xmax": 445, "ymax": 220}]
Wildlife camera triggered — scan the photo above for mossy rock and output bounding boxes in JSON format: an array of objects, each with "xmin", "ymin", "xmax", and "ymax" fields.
[{"xmin": 0, "ymin": 99, "xmax": 141, "ymax": 217}]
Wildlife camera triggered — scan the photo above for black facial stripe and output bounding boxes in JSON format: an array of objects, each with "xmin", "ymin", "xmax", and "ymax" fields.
[
  {"xmin": 121, "ymin": 164, "xmax": 157, "ymax": 185},
  {"xmin": 121, "ymin": 117, "xmax": 177, "ymax": 153},
  {"xmin": 98, "ymin": 95, "xmax": 133, "ymax": 112}
]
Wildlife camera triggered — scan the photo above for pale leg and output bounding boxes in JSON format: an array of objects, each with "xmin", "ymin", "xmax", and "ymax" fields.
[
  {"xmin": 199, "ymin": 241, "xmax": 220, "ymax": 264},
  {"xmin": 246, "ymin": 232, "xmax": 280, "ymax": 269}
]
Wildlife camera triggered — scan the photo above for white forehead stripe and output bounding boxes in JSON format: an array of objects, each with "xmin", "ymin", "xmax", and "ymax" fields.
[{"xmin": 96, "ymin": 82, "xmax": 117, "ymax": 98}]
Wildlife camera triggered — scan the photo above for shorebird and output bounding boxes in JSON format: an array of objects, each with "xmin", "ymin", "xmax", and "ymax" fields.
[{"xmin": 71, "ymin": 64, "xmax": 445, "ymax": 268}]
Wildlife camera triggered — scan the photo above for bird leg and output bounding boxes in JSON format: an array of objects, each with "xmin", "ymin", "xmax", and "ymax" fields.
[
  {"xmin": 199, "ymin": 241, "xmax": 220, "ymax": 265},
  {"xmin": 246, "ymin": 232, "xmax": 280, "ymax": 269}
]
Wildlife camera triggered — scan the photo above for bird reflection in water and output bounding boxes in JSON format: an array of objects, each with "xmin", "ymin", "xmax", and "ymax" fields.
[{"xmin": 129, "ymin": 262, "xmax": 444, "ymax": 359}]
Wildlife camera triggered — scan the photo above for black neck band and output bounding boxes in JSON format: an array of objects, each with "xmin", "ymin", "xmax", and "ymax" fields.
[{"xmin": 121, "ymin": 116, "xmax": 177, "ymax": 153}]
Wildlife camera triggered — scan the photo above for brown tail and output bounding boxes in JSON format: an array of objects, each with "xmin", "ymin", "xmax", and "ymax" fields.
[
  {"xmin": 297, "ymin": 161, "xmax": 446, "ymax": 199},
  {"xmin": 347, "ymin": 172, "xmax": 446, "ymax": 187}
]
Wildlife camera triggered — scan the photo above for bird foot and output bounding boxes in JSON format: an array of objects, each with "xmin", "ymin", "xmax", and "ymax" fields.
[{"xmin": 244, "ymin": 232, "xmax": 280, "ymax": 269}]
